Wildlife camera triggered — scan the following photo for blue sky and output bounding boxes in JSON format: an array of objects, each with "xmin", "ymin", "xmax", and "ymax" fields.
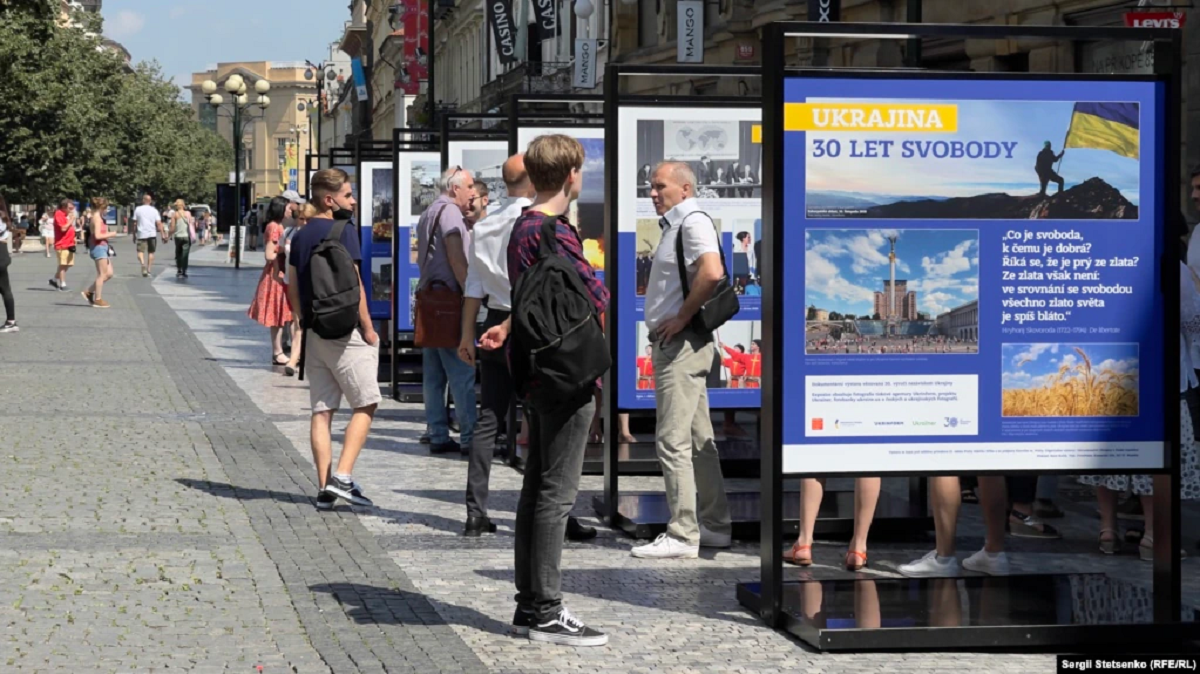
[
  {"xmin": 805, "ymin": 228, "xmax": 978, "ymax": 317},
  {"xmin": 580, "ymin": 138, "xmax": 604, "ymax": 203},
  {"xmin": 1001, "ymin": 343, "xmax": 1139, "ymax": 390},
  {"xmin": 806, "ymin": 99, "xmax": 1141, "ymax": 204},
  {"xmin": 101, "ymin": 1, "xmax": 349, "ymax": 101}
]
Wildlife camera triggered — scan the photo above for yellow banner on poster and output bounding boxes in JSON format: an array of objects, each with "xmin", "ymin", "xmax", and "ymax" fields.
[
  {"xmin": 752, "ymin": 124, "xmax": 762, "ymax": 143},
  {"xmin": 280, "ymin": 144, "xmax": 298, "ymax": 193},
  {"xmin": 784, "ymin": 103, "xmax": 958, "ymax": 133}
]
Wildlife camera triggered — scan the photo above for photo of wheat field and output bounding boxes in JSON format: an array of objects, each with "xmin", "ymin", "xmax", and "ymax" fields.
[{"xmin": 1001, "ymin": 343, "xmax": 1139, "ymax": 417}]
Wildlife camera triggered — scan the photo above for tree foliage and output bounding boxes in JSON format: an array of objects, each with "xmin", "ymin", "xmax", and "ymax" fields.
[{"xmin": 0, "ymin": 0, "xmax": 229, "ymax": 209}]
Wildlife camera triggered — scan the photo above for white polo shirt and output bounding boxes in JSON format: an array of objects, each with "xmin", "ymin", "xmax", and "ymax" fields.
[
  {"xmin": 643, "ymin": 197, "xmax": 720, "ymax": 331},
  {"xmin": 464, "ymin": 196, "xmax": 531, "ymax": 312}
]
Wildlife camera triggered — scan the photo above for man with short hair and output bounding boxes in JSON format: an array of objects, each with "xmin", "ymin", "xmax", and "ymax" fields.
[
  {"xmin": 287, "ymin": 168, "xmax": 381, "ymax": 511},
  {"xmin": 631, "ymin": 161, "xmax": 733, "ymax": 559},
  {"xmin": 457, "ymin": 155, "xmax": 532, "ymax": 537},
  {"xmin": 49, "ymin": 200, "xmax": 76, "ymax": 291},
  {"xmin": 417, "ymin": 166, "xmax": 478, "ymax": 455},
  {"xmin": 466, "ymin": 180, "xmax": 490, "ymax": 227},
  {"xmin": 479, "ymin": 134, "xmax": 609, "ymax": 647},
  {"xmin": 132, "ymin": 193, "xmax": 163, "ymax": 278}
]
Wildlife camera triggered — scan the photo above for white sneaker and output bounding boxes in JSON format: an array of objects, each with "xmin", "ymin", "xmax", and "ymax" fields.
[
  {"xmin": 699, "ymin": 525, "xmax": 731, "ymax": 549},
  {"xmin": 630, "ymin": 533, "xmax": 699, "ymax": 559},
  {"xmin": 962, "ymin": 549, "xmax": 1010, "ymax": 576},
  {"xmin": 898, "ymin": 550, "xmax": 961, "ymax": 577}
]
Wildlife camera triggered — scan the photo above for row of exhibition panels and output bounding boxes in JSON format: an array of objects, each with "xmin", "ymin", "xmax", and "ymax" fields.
[{"xmin": 296, "ymin": 18, "xmax": 1195, "ymax": 651}]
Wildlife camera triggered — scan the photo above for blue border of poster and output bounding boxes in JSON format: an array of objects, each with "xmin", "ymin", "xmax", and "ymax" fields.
[{"xmin": 781, "ymin": 77, "xmax": 1166, "ymax": 474}]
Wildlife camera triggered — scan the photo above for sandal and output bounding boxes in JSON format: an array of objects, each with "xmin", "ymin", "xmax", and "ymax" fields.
[
  {"xmin": 271, "ymin": 352, "xmax": 289, "ymax": 365},
  {"xmin": 961, "ymin": 488, "xmax": 979, "ymax": 504},
  {"xmin": 1139, "ymin": 535, "xmax": 1189, "ymax": 562},
  {"xmin": 1008, "ymin": 510, "xmax": 1061, "ymax": 539},
  {"xmin": 783, "ymin": 541, "xmax": 812, "ymax": 566},
  {"xmin": 1033, "ymin": 498, "xmax": 1065, "ymax": 519},
  {"xmin": 1099, "ymin": 527, "xmax": 1121, "ymax": 555},
  {"xmin": 845, "ymin": 550, "xmax": 868, "ymax": 571}
]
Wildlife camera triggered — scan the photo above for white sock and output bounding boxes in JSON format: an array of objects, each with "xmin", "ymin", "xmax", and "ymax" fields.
[
  {"xmin": 936, "ymin": 555, "xmax": 956, "ymax": 563},
  {"xmin": 334, "ymin": 473, "xmax": 352, "ymax": 484}
]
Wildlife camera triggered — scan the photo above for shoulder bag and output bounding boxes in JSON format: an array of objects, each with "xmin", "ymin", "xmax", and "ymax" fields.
[
  {"xmin": 675, "ymin": 211, "xmax": 740, "ymax": 336},
  {"xmin": 414, "ymin": 206, "xmax": 463, "ymax": 348}
]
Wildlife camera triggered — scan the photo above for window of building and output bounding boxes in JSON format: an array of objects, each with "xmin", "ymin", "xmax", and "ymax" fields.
[
  {"xmin": 277, "ymin": 137, "xmax": 288, "ymax": 169},
  {"xmin": 638, "ymin": 0, "xmax": 657, "ymax": 48}
]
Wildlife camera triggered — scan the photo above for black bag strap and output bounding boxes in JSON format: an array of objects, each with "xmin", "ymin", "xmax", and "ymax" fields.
[
  {"xmin": 537, "ymin": 214, "xmax": 561, "ymax": 258},
  {"xmin": 423, "ymin": 205, "xmax": 449, "ymax": 265},
  {"xmin": 673, "ymin": 210, "xmax": 731, "ymax": 300},
  {"xmin": 325, "ymin": 219, "xmax": 348, "ymax": 244},
  {"xmin": 298, "ymin": 329, "xmax": 307, "ymax": 381}
]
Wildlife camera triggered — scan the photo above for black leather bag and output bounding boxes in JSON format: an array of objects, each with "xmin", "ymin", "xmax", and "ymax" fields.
[{"xmin": 674, "ymin": 211, "xmax": 740, "ymax": 336}]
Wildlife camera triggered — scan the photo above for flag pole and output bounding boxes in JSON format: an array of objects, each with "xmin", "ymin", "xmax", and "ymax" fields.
[{"xmin": 1056, "ymin": 111, "xmax": 1076, "ymax": 175}]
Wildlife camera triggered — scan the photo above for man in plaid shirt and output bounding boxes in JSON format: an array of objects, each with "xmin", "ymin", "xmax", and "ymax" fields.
[{"xmin": 479, "ymin": 134, "xmax": 609, "ymax": 648}]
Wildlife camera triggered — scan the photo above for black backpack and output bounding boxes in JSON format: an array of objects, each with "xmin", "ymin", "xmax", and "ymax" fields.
[
  {"xmin": 510, "ymin": 215, "xmax": 610, "ymax": 412},
  {"xmin": 306, "ymin": 220, "xmax": 361, "ymax": 339}
]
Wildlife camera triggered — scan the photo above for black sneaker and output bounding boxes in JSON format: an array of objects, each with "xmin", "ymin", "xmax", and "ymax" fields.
[
  {"xmin": 510, "ymin": 608, "xmax": 535, "ymax": 636},
  {"xmin": 48, "ymin": 279, "xmax": 59, "ymax": 290},
  {"xmin": 0, "ymin": 321, "xmax": 18, "ymax": 334},
  {"xmin": 430, "ymin": 440, "xmax": 460, "ymax": 455},
  {"xmin": 419, "ymin": 433, "xmax": 431, "ymax": 444},
  {"xmin": 324, "ymin": 476, "xmax": 373, "ymax": 507},
  {"xmin": 315, "ymin": 491, "xmax": 337, "ymax": 511},
  {"xmin": 528, "ymin": 607, "xmax": 608, "ymax": 647}
]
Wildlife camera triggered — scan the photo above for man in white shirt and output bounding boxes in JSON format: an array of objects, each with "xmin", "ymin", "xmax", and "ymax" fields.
[
  {"xmin": 132, "ymin": 193, "xmax": 163, "ymax": 278},
  {"xmin": 631, "ymin": 161, "xmax": 733, "ymax": 559},
  {"xmin": 456, "ymin": 154, "xmax": 532, "ymax": 537}
]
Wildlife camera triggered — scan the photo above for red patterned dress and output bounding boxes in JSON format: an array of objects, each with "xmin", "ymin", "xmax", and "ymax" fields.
[{"xmin": 246, "ymin": 222, "xmax": 293, "ymax": 327}]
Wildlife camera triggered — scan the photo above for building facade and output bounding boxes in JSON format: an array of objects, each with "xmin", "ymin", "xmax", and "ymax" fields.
[
  {"xmin": 937, "ymin": 300, "xmax": 980, "ymax": 341},
  {"xmin": 874, "ymin": 280, "xmax": 917, "ymax": 321},
  {"xmin": 188, "ymin": 62, "xmax": 316, "ymax": 200}
]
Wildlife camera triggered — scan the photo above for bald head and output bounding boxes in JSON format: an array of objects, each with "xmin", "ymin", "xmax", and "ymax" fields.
[
  {"xmin": 649, "ymin": 161, "xmax": 697, "ymax": 215},
  {"xmin": 503, "ymin": 153, "xmax": 534, "ymax": 199}
]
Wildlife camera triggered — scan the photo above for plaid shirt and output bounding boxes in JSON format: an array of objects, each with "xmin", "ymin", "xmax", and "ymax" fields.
[{"xmin": 507, "ymin": 210, "xmax": 609, "ymax": 314}]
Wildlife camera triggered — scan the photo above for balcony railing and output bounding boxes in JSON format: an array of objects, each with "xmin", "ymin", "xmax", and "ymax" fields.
[{"xmin": 479, "ymin": 61, "xmax": 573, "ymax": 113}]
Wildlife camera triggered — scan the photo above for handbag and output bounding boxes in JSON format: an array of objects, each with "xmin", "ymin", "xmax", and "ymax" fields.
[
  {"xmin": 675, "ymin": 210, "xmax": 740, "ymax": 335},
  {"xmin": 414, "ymin": 206, "xmax": 463, "ymax": 348}
]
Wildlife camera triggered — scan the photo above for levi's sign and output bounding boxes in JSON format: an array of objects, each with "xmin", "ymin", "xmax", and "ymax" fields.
[{"xmin": 1124, "ymin": 11, "xmax": 1187, "ymax": 28}]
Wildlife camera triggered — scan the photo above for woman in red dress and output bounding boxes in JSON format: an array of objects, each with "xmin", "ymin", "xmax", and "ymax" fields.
[{"xmin": 247, "ymin": 196, "xmax": 293, "ymax": 365}]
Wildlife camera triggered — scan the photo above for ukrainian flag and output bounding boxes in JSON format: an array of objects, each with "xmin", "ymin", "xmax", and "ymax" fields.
[{"xmin": 1063, "ymin": 102, "xmax": 1139, "ymax": 160}]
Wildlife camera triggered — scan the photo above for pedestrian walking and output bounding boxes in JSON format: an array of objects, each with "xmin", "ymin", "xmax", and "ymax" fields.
[
  {"xmin": 39, "ymin": 212, "xmax": 54, "ymax": 258},
  {"xmin": 82, "ymin": 197, "xmax": 116, "ymax": 309},
  {"xmin": 0, "ymin": 214, "xmax": 14, "ymax": 333},
  {"xmin": 11, "ymin": 212, "xmax": 26, "ymax": 254},
  {"xmin": 457, "ymin": 154, "xmax": 533, "ymax": 536},
  {"xmin": 631, "ymin": 161, "xmax": 733, "ymax": 560},
  {"xmin": 480, "ymin": 134, "xmax": 609, "ymax": 646},
  {"xmin": 283, "ymin": 202, "xmax": 314, "ymax": 377},
  {"xmin": 168, "ymin": 199, "xmax": 195, "ymax": 278},
  {"xmin": 286, "ymin": 168, "xmax": 380, "ymax": 510},
  {"xmin": 132, "ymin": 193, "xmax": 163, "ymax": 278},
  {"xmin": 247, "ymin": 196, "xmax": 294, "ymax": 365},
  {"xmin": 49, "ymin": 199, "xmax": 77, "ymax": 291},
  {"xmin": 195, "ymin": 211, "xmax": 208, "ymax": 246},
  {"xmin": 415, "ymin": 166, "xmax": 477, "ymax": 455}
]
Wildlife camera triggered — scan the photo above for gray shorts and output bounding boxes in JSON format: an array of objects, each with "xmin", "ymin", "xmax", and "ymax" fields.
[{"xmin": 306, "ymin": 329, "xmax": 382, "ymax": 413}]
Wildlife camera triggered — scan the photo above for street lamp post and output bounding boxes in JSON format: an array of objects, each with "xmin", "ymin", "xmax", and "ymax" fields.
[
  {"xmin": 305, "ymin": 62, "xmax": 338, "ymax": 163},
  {"xmin": 202, "ymin": 75, "xmax": 271, "ymax": 270}
]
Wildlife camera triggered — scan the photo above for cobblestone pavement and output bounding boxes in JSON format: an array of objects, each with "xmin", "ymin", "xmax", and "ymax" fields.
[{"xmin": 4, "ymin": 240, "xmax": 1196, "ymax": 672}]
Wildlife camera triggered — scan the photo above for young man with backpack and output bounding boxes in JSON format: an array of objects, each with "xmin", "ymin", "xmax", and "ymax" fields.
[
  {"xmin": 479, "ymin": 134, "xmax": 610, "ymax": 647},
  {"xmin": 286, "ymin": 168, "xmax": 381, "ymax": 511}
]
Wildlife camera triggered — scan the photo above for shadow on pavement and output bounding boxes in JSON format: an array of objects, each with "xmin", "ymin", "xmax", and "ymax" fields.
[{"xmin": 308, "ymin": 582, "xmax": 515, "ymax": 637}]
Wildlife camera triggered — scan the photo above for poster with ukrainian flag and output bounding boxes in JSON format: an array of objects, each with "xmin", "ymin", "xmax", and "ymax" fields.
[
  {"xmin": 780, "ymin": 76, "xmax": 1165, "ymax": 475},
  {"xmin": 799, "ymin": 98, "xmax": 1141, "ymax": 221}
]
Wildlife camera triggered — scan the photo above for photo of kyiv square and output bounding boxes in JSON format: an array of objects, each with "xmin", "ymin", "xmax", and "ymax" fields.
[{"xmin": 805, "ymin": 229, "xmax": 980, "ymax": 355}]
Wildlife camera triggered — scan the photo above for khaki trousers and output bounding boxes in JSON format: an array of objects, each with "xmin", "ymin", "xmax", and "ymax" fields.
[{"xmin": 652, "ymin": 328, "xmax": 733, "ymax": 545}]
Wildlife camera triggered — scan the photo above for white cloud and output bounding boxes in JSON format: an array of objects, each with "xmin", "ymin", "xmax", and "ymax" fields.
[
  {"xmin": 921, "ymin": 291, "xmax": 955, "ymax": 316},
  {"xmin": 922, "ymin": 239, "xmax": 975, "ymax": 278},
  {"xmin": 806, "ymin": 247, "xmax": 876, "ymax": 308},
  {"xmin": 1002, "ymin": 371, "xmax": 1032, "ymax": 388},
  {"xmin": 105, "ymin": 10, "xmax": 145, "ymax": 40},
  {"xmin": 1011, "ymin": 343, "xmax": 1059, "ymax": 366}
]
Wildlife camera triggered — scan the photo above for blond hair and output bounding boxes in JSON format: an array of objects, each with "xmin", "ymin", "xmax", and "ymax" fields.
[
  {"xmin": 91, "ymin": 197, "xmax": 109, "ymax": 211},
  {"xmin": 298, "ymin": 203, "xmax": 318, "ymax": 221},
  {"xmin": 525, "ymin": 134, "xmax": 584, "ymax": 193}
]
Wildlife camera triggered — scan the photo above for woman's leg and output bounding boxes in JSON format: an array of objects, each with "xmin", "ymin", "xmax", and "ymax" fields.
[
  {"xmin": 796, "ymin": 477, "xmax": 825, "ymax": 548},
  {"xmin": 929, "ymin": 476, "xmax": 961, "ymax": 557},
  {"xmin": 287, "ymin": 320, "xmax": 303, "ymax": 368},
  {"xmin": 0, "ymin": 265, "xmax": 14, "ymax": 322},
  {"xmin": 850, "ymin": 477, "xmax": 882, "ymax": 554},
  {"xmin": 271, "ymin": 326, "xmax": 284, "ymax": 359},
  {"xmin": 180, "ymin": 241, "xmax": 190, "ymax": 274}
]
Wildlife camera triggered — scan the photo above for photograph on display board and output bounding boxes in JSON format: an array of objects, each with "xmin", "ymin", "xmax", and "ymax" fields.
[
  {"xmin": 635, "ymin": 320, "xmax": 761, "ymax": 390},
  {"xmin": 1001, "ymin": 343, "xmax": 1139, "ymax": 417},
  {"xmin": 634, "ymin": 120, "xmax": 762, "ymax": 200},
  {"xmin": 370, "ymin": 167, "xmax": 394, "ymax": 242},
  {"xmin": 803, "ymin": 100, "xmax": 1140, "ymax": 220},
  {"xmin": 408, "ymin": 278, "xmax": 419, "ymax": 325},
  {"xmin": 409, "ymin": 225, "xmax": 420, "ymax": 264},
  {"xmin": 805, "ymin": 228, "xmax": 979, "ymax": 355},
  {"xmin": 410, "ymin": 159, "xmax": 439, "ymax": 217},
  {"xmin": 371, "ymin": 259, "xmax": 393, "ymax": 302},
  {"xmin": 519, "ymin": 131, "xmax": 606, "ymax": 272},
  {"xmin": 634, "ymin": 216, "xmax": 724, "ymax": 295},
  {"xmin": 460, "ymin": 148, "xmax": 509, "ymax": 202},
  {"xmin": 731, "ymin": 218, "xmax": 762, "ymax": 297}
]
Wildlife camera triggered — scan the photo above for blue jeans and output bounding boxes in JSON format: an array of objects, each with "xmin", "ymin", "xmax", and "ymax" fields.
[{"xmin": 422, "ymin": 347, "xmax": 476, "ymax": 445}]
